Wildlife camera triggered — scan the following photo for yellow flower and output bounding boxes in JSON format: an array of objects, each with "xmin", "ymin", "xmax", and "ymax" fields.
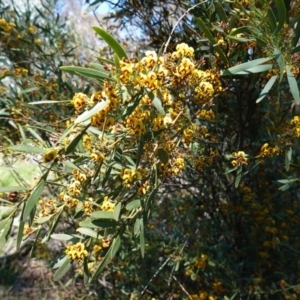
[
  {"xmin": 65, "ymin": 242, "xmax": 88, "ymax": 262},
  {"xmin": 43, "ymin": 148, "xmax": 57, "ymax": 163},
  {"xmin": 101, "ymin": 196, "xmax": 115, "ymax": 211}
]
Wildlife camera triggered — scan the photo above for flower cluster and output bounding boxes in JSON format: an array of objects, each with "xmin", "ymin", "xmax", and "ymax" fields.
[
  {"xmin": 259, "ymin": 143, "xmax": 280, "ymax": 157},
  {"xmin": 101, "ymin": 196, "xmax": 115, "ymax": 211},
  {"xmin": 65, "ymin": 242, "xmax": 88, "ymax": 262},
  {"xmin": 120, "ymin": 168, "xmax": 148, "ymax": 187},
  {"xmin": 231, "ymin": 151, "xmax": 248, "ymax": 167},
  {"xmin": 290, "ymin": 116, "xmax": 300, "ymax": 137}
]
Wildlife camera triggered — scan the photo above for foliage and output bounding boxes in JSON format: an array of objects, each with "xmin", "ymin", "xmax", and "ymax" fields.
[{"xmin": 1, "ymin": 0, "xmax": 300, "ymax": 299}]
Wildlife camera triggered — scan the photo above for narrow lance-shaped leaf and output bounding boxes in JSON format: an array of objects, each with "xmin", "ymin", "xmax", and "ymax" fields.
[
  {"xmin": 222, "ymin": 57, "xmax": 272, "ymax": 76},
  {"xmin": 266, "ymin": 7, "xmax": 277, "ymax": 32},
  {"xmin": 74, "ymin": 100, "xmax": 107, "ymax": 124},
  {"xmin": 8, "ymin": 145, "xmax": 45, "ymax": 154},
  {"xmin": 274, "ymin": 48, "xmax": 284, "ymax": 82},
  {"xmin": 60, "ymin": 66, "xmax": 116, "ymax": 82},
  {"xmin": 286, "ymin": 66, "xmax": 300, "ymax": 105},
  {"xmin": 140, "ymin": 220, "xmax": 145, "ymax": 258},
  {"xmin": 23, "ymin": 179, "xmax": 45, "ymax": 221},
  {"xmin": 110, "ymin": 235, "xmax": 121, "ymax": 259},
  {"xmin": 285, "ymin": 147, "xmax": 292, "ymax": 171},
  {"xmin": 273, "ymin": 0, "xmax": 286, "ymax": 34},
  {"xmin": 91, "ymin": 236, "xmax": 120, "ymax": 281},
  {"xmin": 0, "ymin": 218, "xmax": 13, "ymax": 249},
  {"xmin": 256, "ymin": 75, "xmax": 278, "ymax": 103},
  {"xmin": 54, "ymin": 256, "xmax": 72, "ymax": 281},
  {"xmin": 65, "ymin": 123, "xmax": 90, "ymax": 155},
  {"xmin": 235, "ymin": 166, "xmax": 243, "ymax": 188},
  {"xmin": 147, "ymin": 91, "xmax": 165, "ymax": 115},
  {"xmin": 92, "ymin": 26, "xmax": 128, "ymax": 60},
  {"xmin": 292, "ymin": 16, "xmax": 300, "ymax": 47},
  {"xmin": 235, "ymin": 64, "xmax": 273, "ymax": 75},
  {"xmin": 0, "ymin": 186, "xmax": 28, "ymax": 193},
  {"xmin": 113, "ymin": 202, "xmax": 121, "ymax": 221}
]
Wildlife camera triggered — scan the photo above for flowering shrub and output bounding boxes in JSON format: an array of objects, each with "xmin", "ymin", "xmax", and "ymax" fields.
[{"xmin": 2, "ymin": 0, "xmax": 300, "ymax": 299}]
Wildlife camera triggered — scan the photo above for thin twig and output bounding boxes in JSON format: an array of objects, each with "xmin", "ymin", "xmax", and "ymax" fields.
[
  {"xmin": 163, "ymin": 1, "xmax": 207, "ymax": 54},
  {"xmin": 172, "ymin": 275, "xmax": 193, "ymax": 300},
  {"xmin": 138, "ymin": 257, "xmax": 171, "ymax": 299}
]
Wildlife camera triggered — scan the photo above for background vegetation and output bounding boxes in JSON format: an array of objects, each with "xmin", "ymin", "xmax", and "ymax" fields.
[{"xmin": 1, "ymin": 0, "xmax": 300, "ymax": 299}]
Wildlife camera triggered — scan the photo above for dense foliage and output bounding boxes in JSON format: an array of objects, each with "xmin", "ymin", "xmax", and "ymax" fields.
[{"xmin": 1, "ymin": 0, "xmax": 300, "ymax": 299}]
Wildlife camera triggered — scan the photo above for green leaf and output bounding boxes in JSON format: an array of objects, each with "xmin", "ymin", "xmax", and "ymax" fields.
[
  {"xmin": 28, "ymin": 100, "xmax": 70, "ymax": 104},
  {"xmin": 0, "ymin": 186, "xmax": 27, "ymax": 193},
  {"xmin": 91, "ymin": 242, "xmax": 112, "ymax": 280},
  {"xmin": 0, "ymin": 205, "xmax": 16, "ymax": 219},
  {"xmin": 89, "ymin": 63, "xmax": 106, "ymax": 72},
  {"xmin": 76, "ymin": 227, "xmax": 101, "ymax": 239},
  {"xmin": 156, "ymin": 148, "xmax": 169, "ymax": 163},
  {"xmin": 23, "ymin": 180, "xmax": 45, "ymax": 221},
  {"xmin": 222, "ymin": 57, "xmax": 272, "ymax": 76},
  {"xmin": 140, "ymin": 220, "xmax": 145, "ymax": 258},
  {"xmin": 286, "ymin": 65, "xmax": 300, "ymax": 104},
  {"xmin": 266, "ymin": 7, "xmax": 277, "ymax": 32},
  {"xmin": 291, "ymin": 45, "xmax": 300, "ymax": 54},
  {"xmin": 134, "ymin": 218, "xmax": 141, "ymax": 236},
  {"xmin": 235, "ymin": 64, "xmax": 273, "ymax": 75},
  {"xmin": 65, "ymin": 124, "xmax": 90, "ymax": 155},
  {"xmin": 256, "ymin": 75, "xmax": 278, "ymax": 103},
  {"xmin": 285, "ymin": 147, "xmax": 292, "ymax": 171},
  {"xmin": 147, "ymin": 91, "xmax": 165, "ymax": 115},
  {"xmin": 41, "ymin": 206, "xmax": 64, "ymax": 243},
  {"xmin": 92, "ymin": 26, "xmax": 127, "ymax": 60},
  {"xmin": 110, "ymin": 235, "xmax": 121, "ymax": 259},
  {"xmin": 113, "ymin": 202, "xmax": 121, "ymax": 221},
  {"xmin": 274, "ymin": 48, "xmax": 284, "ymax": 81},
  {"xmin": 79, "ymin": 219, "xmax": 118, "ymax": 228},
  {"xmin": 114, "ymin": 53, "xmax": 120, "ymax": 70},
  {"xmin": 292, "ymin": 16, "xmax": 300, "ymax": 47},
  {"xmin": 8, "ymin": 145, "xmax": 45, "ymax": 154},
  {"xmin": 16, "ymin": 220, "xmax": 25, "ymax": 251},
  {"xmin": 51, "ymin": 233, "xmax": 74, "ymax": 241},
  {"xmin": 273, "ymin": 0, "xmax": 286, "ymax": 34},
  {"xmin": 74, "ymin": 101, "xmax": 107, "ymax": 124},
  {"xmin": 90, "ymin": 211, "xmax": 114, "ymax": 219},
  {"xmin": 54, "ymin": 256, "xmax": 72, "ymax": 281},
  {"xmin": 0, "ymin": 218, "xmax": 13, "ymax": 249},
  {"xmin": 60, "ymin": 66, "xmax": 116, "ymax": 82},
  {"xmin": 18, "ymin": 124, "xmax": 27, "ymax": 141},
  {"xmin": 27, "ymin": 128, "xmax": 45, "ymax": 143},
  {"xmin": 126, "ymin": 200, "xmax": 141, "ymax": 210},
  {"xmin": 196, "ymin": 17, "xmax": 228, "ymax": 65},
  {"xmin": 215, "ymin": 2, "xmax": 228, "ymax": 22},
  {"xmin": 235, "ymin": 166, "xmax": 242, "ymax": 188},
  {"xmin": 35, "ymin": 214, "xmax": 53, "ymax": 224},
  {"xmin": 122, "ymin": 89, "xmax": 144, "ymax": 119}
]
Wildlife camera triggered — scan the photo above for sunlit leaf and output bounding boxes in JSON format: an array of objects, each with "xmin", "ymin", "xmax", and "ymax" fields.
[
  {"xmin": 60, "ymin": 66, "xmax": 116, "ymax": 82},
  {"xmin": 222, "ymin": 57, "xmax": 272, "ymax": 76}
]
